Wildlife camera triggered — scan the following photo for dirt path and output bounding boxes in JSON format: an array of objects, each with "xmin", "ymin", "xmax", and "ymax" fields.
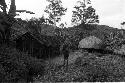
[{"xmin": 48, "ymin": 50, "xmax": 84, "ymax": 66}]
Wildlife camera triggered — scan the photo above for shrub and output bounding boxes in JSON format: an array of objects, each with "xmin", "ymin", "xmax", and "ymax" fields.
[
  {"xmin": 74, "ymin": 57, "xmax": 83, "ymax": 67},
  {"xmin": 88, "ymin": 55, "xmax": 125, "ymax": 82},
  {"xmin": 74, "ymin": 53, "xmax": 98, "ymax": 67},
  {"xmin": 74, "ymin": 53, "xmax": 125, "ymax": 82},
  {"xmin": 0, "ymin": 45, "xmax": 46, "ymax": 82}
]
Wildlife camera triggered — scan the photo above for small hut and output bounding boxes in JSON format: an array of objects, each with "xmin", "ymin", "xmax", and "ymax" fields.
[
  {"xmin": 14, "ymin": 32, "xmax": 45, "ymax": 58},
  {"xmin": 11, "ymin": 28, "xmax": 61, "ymax": 59},
  {"xmin": 78, "ymin": 36, "xmax": 114, "ymax": 54},
  {"xmin": 78, "ymin": 36, "xmax": 102, "ymax": 49}
]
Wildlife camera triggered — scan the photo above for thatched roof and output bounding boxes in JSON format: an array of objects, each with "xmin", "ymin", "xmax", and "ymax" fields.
[
  {"xmin": 11, "ymin": 29, "xmax": 62, "ymax": 47},
  {"xmin": 10, "ymin": 21, "xmax": 28, "ymax": 40},
  {"xmin": 32, "ymin": 32, "xmax": 62, "ymax": 47},
  {"xmin": 78, "ymin": 36, "xmax": 102, "ymax": 49},
  {"xmin": 10, "ymin": 25, "xmax": 62, "ymax": 47}
]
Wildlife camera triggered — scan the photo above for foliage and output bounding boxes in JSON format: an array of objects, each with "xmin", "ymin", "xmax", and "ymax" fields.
[
  {"xmin": 0, "ymin": 45, "xmax": 46, "ymax": 82},
  {"xmin": 59, "ymin": 22, "xmax": 67, "ymax": 28},
  {"xmin": 121, "ymin": 22, "xmax": 125, "ymax": 25},
  {"xmin": 71, "ymin": 0, "xmax": 99, "ymax": 26},
  {"xmin": 39, "ymin": 52, "xmax": 125, "ymax": 82},
  {"xmin": 0, "ymin": 0, "xmax": 7, "ymax": 13},
  {"xmin": 44, "ymin": 0, "xmax": 67, "ymax": 25},
  {"xmin": 27, "ymin": 18, "xmax": 43, "ymax": 34},
  {"xmin": 59, "ymin": 23, "xmax": 65, "ymax": 28},
  {"xmin": 104, "ymin": 31, "xmax": 125, "ymax": 51},
  {"xmin": 0, "ymin": 0, "xmax": 35, "ymax": 45},
  {"xmin": 26, "ymin": 17, "xmax": 58, "ymax": 34}
]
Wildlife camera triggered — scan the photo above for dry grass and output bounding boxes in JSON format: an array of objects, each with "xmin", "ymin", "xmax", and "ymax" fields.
[{"xmin": 35, "ymin": 50, "xmax": 125, "ymax": 82}]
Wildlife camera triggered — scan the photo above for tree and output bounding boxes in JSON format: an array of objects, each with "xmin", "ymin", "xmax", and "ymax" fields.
[
  {"xmin": 71, "ymin": 0, "xmax": 99, "ymax": 26},
  {"xmin": 26, "ymin": 16, "xmax": 53, "ymax": 34},
  {"xmin": 59, "ymin": 22, "xmax": 67, "ymax": 28},
  {"xmin": 121, "ymin": 22, "xmax": 125, "ymax": 26},
  {"xmin": 26, "ymin": 18, "xmax": 41, "ymax": 34},
  {"xmin": 0, "ymin": 0, "xmax": 35, "ymax": 45},
  {"xmin": 8, "ymin": 0, "xmax": 35, "ymax": 17},
  {"xmin": 44, "ymin": 0, "xmax": 67, "ymax": 26},
  {"xmin": 0, "ymin": 0, "xmax": 7, "ymax": 14},
  {"xmin": 120, "ymin": 21, "xmax": 125, "ymax": 35}
]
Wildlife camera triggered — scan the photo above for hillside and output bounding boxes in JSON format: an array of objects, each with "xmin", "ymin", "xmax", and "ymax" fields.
[
  {"xmin": 1, "ymin": 13, "xmax": 125, "ymax": 82},
  {"xmin": 36, "ymin": 24, "xmax": 125, "ymax": 82},
  {"xmin": 1, "ymin": 0, "xmax": 125, "ymax": 82},
  {"xmin": 69, "ymin": 24, "xmax": 123, "ymax": 39}
]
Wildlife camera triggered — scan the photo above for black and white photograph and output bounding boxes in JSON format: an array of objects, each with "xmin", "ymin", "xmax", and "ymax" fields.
[{"xmin": 0, "ymin": 0, "xmax": 125, "ymax": 82}]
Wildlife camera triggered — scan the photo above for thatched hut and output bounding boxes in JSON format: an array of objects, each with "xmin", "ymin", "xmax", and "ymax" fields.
[
  {"xmin": 9, "ymin": 23, "xmax": 62, "ymax": 59},
  {"xmin": 78, "ymin": 36, "xmax": 102, "ymax": 49},
  {"xmin": 78, "ymin": 36, "xmax": 109, "ymax": 54},
  {"xmin": 78, "ymin": 36, "xmax": 114, "ymax": 54},
  {"xmin": 15, "ymin": 32, "xmax": 62, "ymax": 59}
]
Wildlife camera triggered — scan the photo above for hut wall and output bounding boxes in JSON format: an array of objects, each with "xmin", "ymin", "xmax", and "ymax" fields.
[
  {"xmin": 15, "ymin": 32, "xmax": 61, "ymax": 59},
  {"xmin": 15, "ymin": 33, "xmax": 50, "ymax": 59}
]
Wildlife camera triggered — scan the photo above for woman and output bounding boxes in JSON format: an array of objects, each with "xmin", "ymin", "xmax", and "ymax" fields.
[{"xmin": 60, "ymin": 37, "xmax": 72, "ymax": 71}]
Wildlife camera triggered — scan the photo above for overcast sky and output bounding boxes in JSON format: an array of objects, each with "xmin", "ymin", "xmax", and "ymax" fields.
[{"xmin": 6, "ymin": 0, "xmax": 125, "ymax": 28}]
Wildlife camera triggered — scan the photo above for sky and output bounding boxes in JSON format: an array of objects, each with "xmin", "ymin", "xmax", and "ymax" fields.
[{"xmin": 6, "ymin": 0, "xmax": 125, "ymax": 29}]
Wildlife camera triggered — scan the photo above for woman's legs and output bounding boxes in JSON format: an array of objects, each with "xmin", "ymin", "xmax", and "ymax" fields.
[{"xmin": 63, "ymin": 53, "xmax": 69, "ymax": 71}]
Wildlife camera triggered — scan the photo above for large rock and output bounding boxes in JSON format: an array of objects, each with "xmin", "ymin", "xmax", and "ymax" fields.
[{"xmin": 78, "ymin": 36, "xmax": 102, "ymax": 49}]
